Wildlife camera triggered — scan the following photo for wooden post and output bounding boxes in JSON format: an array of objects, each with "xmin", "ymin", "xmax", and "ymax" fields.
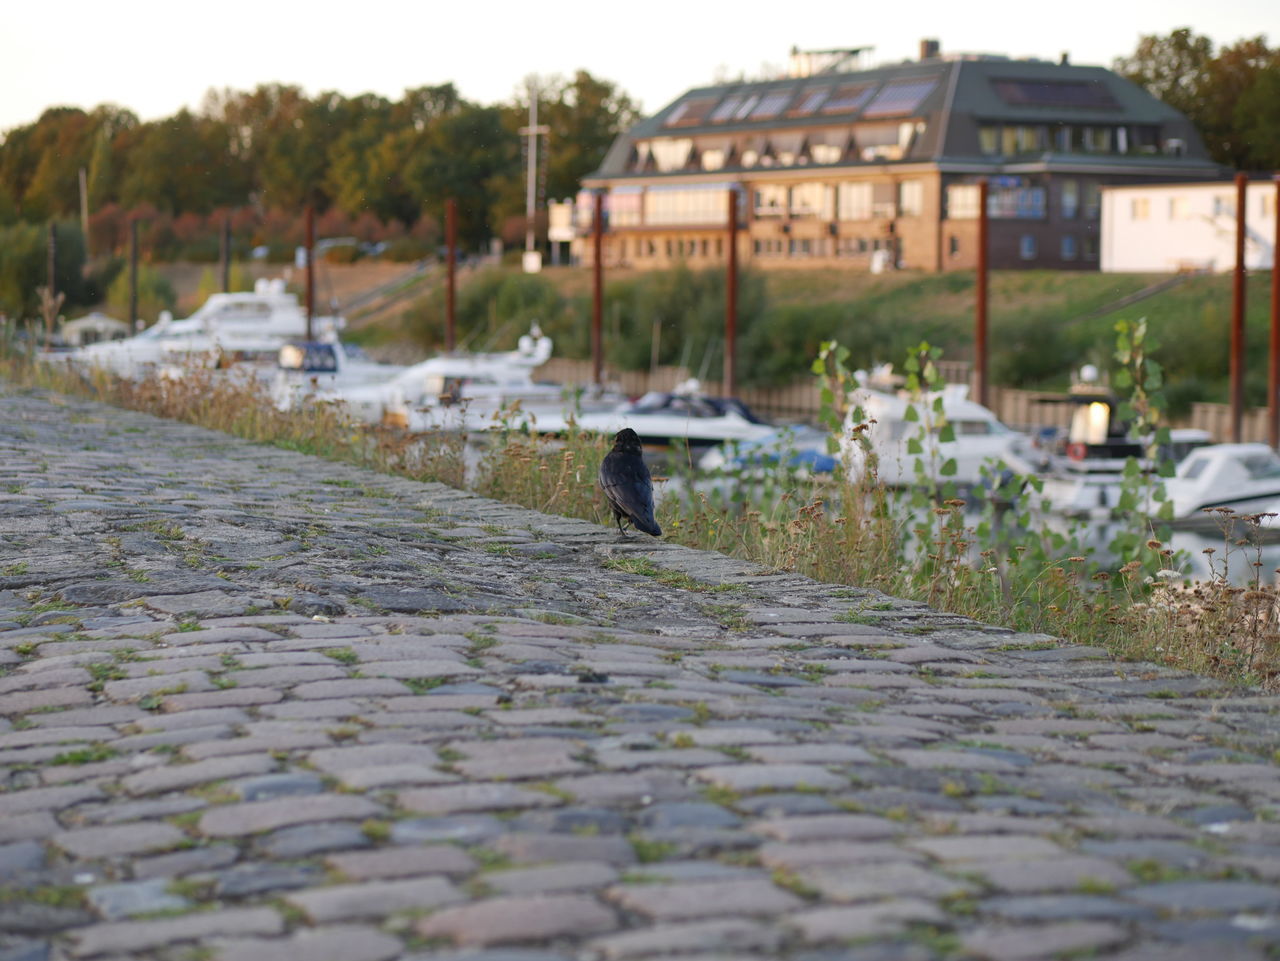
[
  {"xmin": 46, "ymin": 223, "xmax": 56, "ymax": 300},
  {"xmin": 1231, "ymin": 172, "xmax": 1247, "ymax": 443},
  {"xmin": 592, "ymin": 192, "xmax": 604, "ymax": 386},
  {"xmin": 445, "ymin": 198, "xmax": 457, "ymax": 351},
  {"xmin": 1271, "ymin": 173, "xmax": 1280, "ymax": 449},
  {"xmin": 975, "ymin": 179, "xmax": 989, "ymax": 408},
  {"xmin": 725, "ymin": 188, "xmax": 738, "ymax": 396},
  {"xmin": 305, "ymin": 204, "xmax": 315, "ymax": 342}
]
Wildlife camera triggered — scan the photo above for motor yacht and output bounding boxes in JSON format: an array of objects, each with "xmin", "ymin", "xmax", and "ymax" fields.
[
  {"xmin": 837, "ymin": 371, "xmax": 1028, "ymax": 488},
  {"xmin": 540, "ymin": 379, "xmax": 777, "ymax": 450},
  {"xmin": 1163, "ymin": 443, "xmax": 1280, "ymax": 527},
  {"xmin": 66, "ymin": 279, "xmax": 344, "ymax": 380}
]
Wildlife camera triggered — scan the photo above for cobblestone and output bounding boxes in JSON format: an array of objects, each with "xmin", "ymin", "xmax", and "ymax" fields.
[{"xmin": 3, "ymin": 384, "xmax": 1280, "ymax": 961}]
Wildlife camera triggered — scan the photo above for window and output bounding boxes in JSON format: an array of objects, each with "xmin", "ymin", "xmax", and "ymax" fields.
[
  {"xmin": 979, "ymin": 126, "xmax": 999, "ymax": 155},
  {"xmin": 1131, "ymin": 197, "xmax": 1150, "ymax": 221},
  {"xmin": 990, "ymin": 78, "xmax": 1118, "ymax": 109},
  {"xmin": 1001, "ymin": 125, "xmax": 1044, "ymax": 155},
  {"xmin": 1084, "ymin": 236, "xmax": 1098, "ymax": 260},
  {"xmin": 989, "ymin": 187, "xmax": 1047, "ymax": 219},
  {"xmin": 750, "ymin": 92, "xmax": 791, "ymax": 119},
  {"xmin": 664, "ymin": 97, "xmax": 718, "ymax": 128},
  {"xmin": 1061, "ymin": 235, "xmax": 1077, "ymax": 261},
  {"xmin": 1082, "ymin": 127, "xmax": 1111, "ymax": 152},
  {"xmin": 947, "ymin": 185, "xmax": 980, "ymax": 219},
  {"xmin": 649, "ymin": 138, "xmax": 693, "ymax": 171},
  {"xmin": 790, "ymin": 88, "xmax": 829, "ymax": 116},
  {"xmin": 1083, "ymin": 183, "xmax": 1100, "ymax": 219},
  {"xmin": 898, "ymin": 180, "xmax": 924, "ymax": 217},
  {"xmin": 1262, "ymin": 193, "xmax": 1275, "ymax": 217},
  {"xmin": 1060, "ymin": 180, "xmax": 1078, "ymax": 219},
  {"xmin": 863, "ymin": 79, "xmax": 937, "ymax": 117},
  {"xmin": 789, "ymin": 183, "xmax": 828, "ymax": 218},
  {"xmin": 1169, "ymin": 196, "xmax": 1188, "ymax": 220},
  {"xmin": 1213, "ymin": 195, "xmax": 1235, "ymax": 217},
  {"xmin": 821, "ymin": 83, "xmax": 876, "ymax": 114},
  {"xmin": 644, "ymin": 185, "xmax": 733, "ymax": 226},
  {"xmin": 837, "ymin": 183, "xmax": 872, "ymax": 220},
  {"xmin": 1020, "ymin": 235, "xmax": 1037, "ymax": 260},
  {"xmin": 754, "ymin": 185, "xmax": 788, "ymax": 218},
  {"xmin": 811, "ymin": 142, "xmax": 842, "ymax": 164},
  {"xmin": 949, "ymin": 236, "xmax": 960, "ymax": 256}
]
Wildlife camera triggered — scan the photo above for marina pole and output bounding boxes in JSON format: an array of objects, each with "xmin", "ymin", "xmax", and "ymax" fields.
[
  {"xmin": 220, "ymin": 216, "xmax": 231, "ymax": 293},
  {"xmin": 975, "ymin": 179, "xmax": 989, "ymax": 408},
  {"xmin": 725, "ymin": 189, "xmax": 738, "ymax": 396},
  {"xmin": 1271, "ymin": 173, "xmax": 1280, "ymax": 449},
  {"xmin": 592, "ymin": 192, "xmax": 604, "ymax": 387},
  {"xmin": 445, "ymin": 199, "xmax": 457, "ymax": 352},
  {"xmin": 128, "ymin": 219, "xmax": 139, "ymax": 332},
  {"xmin": 1231, "ymin": 172, "xmax": 1247, "ymax": 443},
  {"xmin": 46, "ymin": 223, "xmax": 56, "ymax": 301},
  {"xmin": 305, "ymin": 204, "xmax": 315, "ymax": 342}
]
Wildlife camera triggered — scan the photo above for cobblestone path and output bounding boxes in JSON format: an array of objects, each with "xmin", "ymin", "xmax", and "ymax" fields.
[{"xmin": 2, "ymin": 382, "xmax": 1280, "ymax": 961}]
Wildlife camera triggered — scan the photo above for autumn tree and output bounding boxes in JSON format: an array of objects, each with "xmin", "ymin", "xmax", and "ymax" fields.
[{"xmin": 1115, "ymin": 29, "xmax": 1280, "ymax": 169}]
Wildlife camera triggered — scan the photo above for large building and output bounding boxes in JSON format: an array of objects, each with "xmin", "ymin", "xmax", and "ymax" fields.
[
  {"xmin": 1101, "ymin": 180, "xmax": 1278, "ymax": 272},
  {"xmin": 571, "ymin": 43, "xmax": 1223, "ymax": 272}
]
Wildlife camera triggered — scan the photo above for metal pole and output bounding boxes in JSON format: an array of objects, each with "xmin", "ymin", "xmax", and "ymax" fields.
[
  {"xmin": 220, "ymin": 215, "xmax": 231, "ymax": 292},
  {"xmin": 526, "ymin": 84, "xmax": 538, "ymax": 255},
  {"xmin": 46, "ymin": 223, "xmax": 56, "ymax": 299},
  {"xmin": 79, "ymin": 167, "xmax": 90, "ymax": 261},
  {"xmin": 1231, "ymin": 172, "xmax": 1247, "ymax": 443},
  {"xmin": 128, "ymin": 219, "xmax": 138, "ymax": 331},
  {"xmin": 592, "ymin": 191, "xmax": 604, "ymax": 387},
  {"xmin": 725, "ymin": 188, "xmax": 738, "ymax": 396},
  {"xmin": 1270, "ymin": 172, "xmax": 1280, "ymax": 449},
  {"xmin": 975, "ymin": 179, "xmax": 989, "ymax": 408},
  {"xmin": 305, "ymin": 204, "xmax": 315, "ymax": 341},
  {"xmin": 445, "ymin": 198, "xmax": 457, "ymax": 351}
]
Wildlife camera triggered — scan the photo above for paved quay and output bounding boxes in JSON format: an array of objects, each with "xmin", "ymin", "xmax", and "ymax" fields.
[{"xmin": 1, "ymin": 381, "xmax": 1279, "ymax": 961}]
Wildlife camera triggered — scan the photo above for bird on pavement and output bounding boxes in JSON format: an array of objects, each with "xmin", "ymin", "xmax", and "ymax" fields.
[{"xmin": 598, "ymin": 428, "xmax": 662, "ymax": 537}]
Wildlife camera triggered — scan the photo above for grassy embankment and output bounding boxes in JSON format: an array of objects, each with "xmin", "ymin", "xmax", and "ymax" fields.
[
  {"xmin": 340, "ymin": 264, "xmax": 1278, "ymax": 415},
  {"xmin": 4, "ymin": 338, "xmax": 1278, "ymax": 692}
]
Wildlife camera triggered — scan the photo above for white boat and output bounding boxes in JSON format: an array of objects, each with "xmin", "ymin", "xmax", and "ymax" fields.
[
  {"xmin": 66, "ymin": 279, "xmax": 344, "ymax": 379},
  {"xmin": 317, "ymin": 326, "xmax": 587, "ymax": 430},
  {"xmin": 269, "ymin": 340, "xmax": 408, "ymax": 412},
  {"xmin": 540, "ymin": 379, "xmax": 777, "ymax": 450},
  {"xmin": 1164, "ymin": 443, "xmax": 1280, "ymax": 526},
  {"xmin": 838, "ymin": 374, "xmax": 1028, "ymax": 488},
  {"xmin": 1014, "ymin": 375, "xmax": 1212, "ymax": 516},
  {"xmin": 698, "ymin": 424, "xmax": 838, "ymax": 475}
]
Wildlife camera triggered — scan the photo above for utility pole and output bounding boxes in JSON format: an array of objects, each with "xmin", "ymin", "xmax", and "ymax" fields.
[
  {"xmin": 46, "ymin": 223, "xmax": 57, "ymax": 300},
  {"xmin": 518, "ymin": 80, "xmax": 549, "ymax": 273}
]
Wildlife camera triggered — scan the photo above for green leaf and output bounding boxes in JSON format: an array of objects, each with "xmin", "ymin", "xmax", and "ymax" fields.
[
  {"xmin": 938, "ymin": 424, "xmax": 956, "ymax": 444},
  {"xmin": 907, "ymin": 438, "xmax": 923, "ymax": 455},
  {"xmin": 940, "ymin": 457, "xmax": 958, "ymax": 477},
  {"xmin": 903, "ymin": 405, "xmax": 920, "ymax": 422},
  {"xmin": 1113, "ymin": 368, "xmax": 1132, "ymax": 389}
]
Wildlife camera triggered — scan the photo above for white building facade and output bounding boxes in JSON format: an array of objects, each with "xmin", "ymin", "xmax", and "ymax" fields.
[{"xmin": 1101, "ymin": 180, "xmax": 1278, "ymax": 272}]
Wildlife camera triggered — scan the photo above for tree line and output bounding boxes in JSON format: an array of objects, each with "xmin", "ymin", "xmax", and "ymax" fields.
[
  {"xmin": 1114, "ymin": 28, "xmax": 1280, "ymax": 170},
  {"xmin": 0, "ymin": 72, "xmax": 638, "ymax": 253}
]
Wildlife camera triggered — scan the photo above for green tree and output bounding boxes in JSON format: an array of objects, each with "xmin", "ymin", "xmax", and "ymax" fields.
[{"xmin": 118, "ymin": 109, "xmax": 249, "ymax": 214}]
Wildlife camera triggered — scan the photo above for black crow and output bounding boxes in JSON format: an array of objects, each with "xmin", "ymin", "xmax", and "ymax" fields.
[{"xmin": 599, "ymin": 428, "xmax": 662, "ymax": 537}]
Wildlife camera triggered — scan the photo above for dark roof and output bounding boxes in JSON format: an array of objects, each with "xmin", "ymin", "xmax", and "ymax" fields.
[{"xmin": 587, "ymin": 56, "xmax": 1216, "ymax": 182}]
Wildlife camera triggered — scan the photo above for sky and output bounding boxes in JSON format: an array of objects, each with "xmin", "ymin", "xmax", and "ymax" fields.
[{"xmin": 3, "ymin": 0, "xmax": 1279, "ymax": 134}]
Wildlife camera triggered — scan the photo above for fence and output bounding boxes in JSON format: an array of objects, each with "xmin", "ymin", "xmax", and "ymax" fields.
[{"xmin": 537, "ymin": 357, "xmax": 1268, "ymax": 443}]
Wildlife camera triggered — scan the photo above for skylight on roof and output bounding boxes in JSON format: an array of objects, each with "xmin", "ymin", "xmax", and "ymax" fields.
[
  {"xmin": 664, "ymin": 97, "xmax": 719, "ymax": 128},
  {"xmin": 750, "ymin": 92, "xmax": 792, "ymax": 119},
  {"xmin": 790, "ymin": 89, "xmax": 829, "ymax": 116},
  {"xmin": 709, "ymin": 96, "xmax": 745, "ymax": 123},
  {"xmin": 820, "ymin": 84, "xmax": 876, "ymax": 114},
  {"xmin": 990, "ymin": 79, "xmax": 1119, "ymax": 109},
  {"xmin": 862, "ymin": 79, "xmax": 937, "ymax": 117}
]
